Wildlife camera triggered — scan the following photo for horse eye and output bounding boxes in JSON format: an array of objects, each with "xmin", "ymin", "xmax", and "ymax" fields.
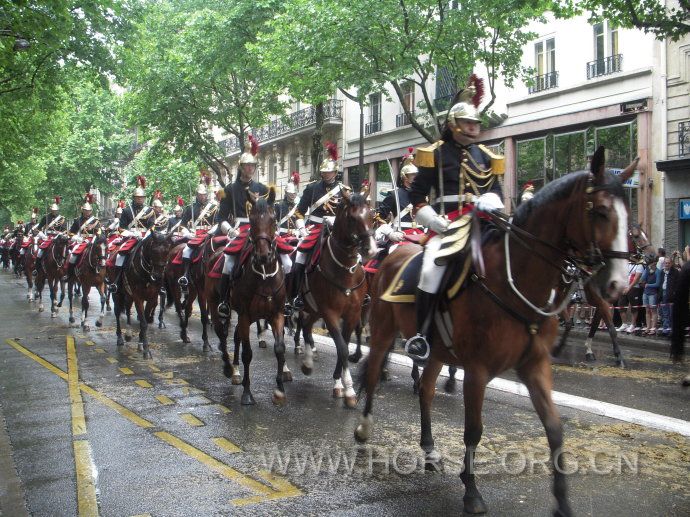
[{"xmin": 593, "ymin": 206, "xmax": 610, "ymax": 220}]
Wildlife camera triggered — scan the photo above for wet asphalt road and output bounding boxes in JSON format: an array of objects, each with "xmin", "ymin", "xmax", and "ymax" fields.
[{"xmin": 0, "ymin": 272, "xmax": 688, "ymax": 517}]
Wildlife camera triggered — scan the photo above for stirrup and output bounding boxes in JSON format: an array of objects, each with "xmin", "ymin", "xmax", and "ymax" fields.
[
  {"xmin": 217, "ymin": 302, "xmax": 230, "ymax": 319},
  {"xmin": 404, "ymin": 334, "xmax": 431, "ymax": 361},
  {"xmin": 292, "ymin": 295, "xmax": 304, "ymax": 311},
  {"xmin": 178, "ymin": 276, "xmax": 189, "ymax": 286},
  {"xmin": 108, "ymin": 283, "xmax": 118, "ymax": 293},
  {"xmin": 283, "ymin": 303, "xmax": 293, "ymax": 318},
  {"xmin": 32, "ymin": 269, "xmax": 38, "ymax": 277}
]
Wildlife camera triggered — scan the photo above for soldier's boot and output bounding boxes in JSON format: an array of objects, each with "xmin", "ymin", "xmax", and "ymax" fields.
[
  {"xmin": 217, "ymin": 273, "xmax": 232, "ymax": 319},
  {"xmin": 290, "ymin": 262, "xmax": 306, "ymax": 311},
  {"xmin": 64, "ymin": 261, "xmax": 76, "ymax": 281},
  {"xmin": 178, "ymin": 256, "xmax": 191, "ymax": 293},
  {"xmin": 108, "ymin": 265, "xmax": 122, "ymax": 293},
  {"xmin": 404, "ymin": 288, "xmax": 438, "ymax": 362}
]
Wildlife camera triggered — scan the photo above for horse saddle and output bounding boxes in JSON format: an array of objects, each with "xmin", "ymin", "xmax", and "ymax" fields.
[
  {"xmin": 72, "ymin": 241, "xmax": 89, "ymax": 255},
  {"xmin": 39, "ymin": 239, "xmax": 53, "ymax": 250},
  {"xmin": 117, "ymin": 238, "xmax": 138, "ymax": 254}
]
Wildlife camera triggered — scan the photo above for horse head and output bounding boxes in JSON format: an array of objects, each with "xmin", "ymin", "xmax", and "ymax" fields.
[
  {"xmin": 247, "ymin": 187, "xmax": 277, "ymax": 267},
  {"xmin": 628, "ymin": 223, "xmax": 655, "ymax": 265},
  {"xmin": 332, "ymin": 189, "xmax": 377, "ymax": 260},
  {"xmin": 142, "ymin": 231, "xmax": 173, "ymax": 283},
  {"xmin": 92, "ymin": 232, "xmax": 108, "ymax": 268}
]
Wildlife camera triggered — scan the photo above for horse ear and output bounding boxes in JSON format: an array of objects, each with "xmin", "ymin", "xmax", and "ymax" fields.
[
  {"xmin": 246, "ymin": 189, "xmax": 258, "ymax": 205},
  {"xmin": 267, "ymin": 186, "xmax": 276, "ymax": 206},
  {"xmin": 341, "ymin": 187, "xmax": 352, "ymax": 204},
  {"xmin": 618, "ymin": 156, "xmax": 640, "ymax": 184},
  {"xmin": 590, "ymin": 146, "xmax": 606, "ymax": 181}
]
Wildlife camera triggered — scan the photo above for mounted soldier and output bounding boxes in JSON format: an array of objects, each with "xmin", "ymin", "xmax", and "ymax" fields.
[
  {"xmin": 65, "ymin": 193, "xmax": 101, "ymax": 279},
  {"xmin": 275, "ymin": 171, "xmax": 301, "ymax": 236},
  {"xmin": 151, "ymin": 190, "xmax": 170, "ymax": 232},
  {"xmin": 289, "ymin": 141, "xmax": 350, "ymax": 311},
  {"xmin": 404, "ymin": 75, "xmax": 506, "ymax": 361},
  {"xmin": 168, "ymin": 197, "xmax": 185, "ymax": 233},
  {"xmin": 20, "ymin": 208, "xmax": 40, "ymax": 258},
  {"xmin": 108, "ymin": 176, "xmax": 155, "ymax": 292},
  {"xmin": 215, "ymin": 135, "xmax": 269, "ymax": 318},
  {"xmin": 178, "ymin": 172, "xmax": 218, "ymax": 288},
  {"xmin": 33, "ymin": 197, "xmax": 67, "ymax": 277}
]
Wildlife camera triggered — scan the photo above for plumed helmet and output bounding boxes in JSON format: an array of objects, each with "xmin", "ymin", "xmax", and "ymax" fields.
[
  {"xmin": 174, "ymin": 196, "xmax": 184, "ymax": 213},
  {"xmin": 319, "ymin": 141, "xmax": 339, "ymax": 173},
  {"xmin": 521, "ymin": 181, "xmax": 535, "ymax": 203},
  {"xmin": 152, "ymin": 190, "xmax": 163, "ymax": 207},
  {"xmin": 115, "ymin": 199, "xmax": 125, "ymax": 215},
  {"xmin": 239, "ymin": 134, "xmax": 259, "ymax": 165},
  {"xmin": 152, "ymin": 199, "xmax": 163, "ymax": 208},
  {"xmin": 447, "ymin": 74, "xmax": 483, "ymax": 125},
  {"xmin": 133, "ymin": 175, "xmax": 147, "ymax": 197},
  {"xmin": 31, "ymin": 207, "xmax": 38, "ymax": 220},
  {"xmin": 198, "ymin": 169, "xmax": 212, "ymax": 194},
  {"xmin": 285, "ymin": 171, "xmax": 300, "ymax": 194},
  {"xmin": 81, "ymin": 193, "xmax": 94, "ymax": 211},
  {"xmin": 400, "ymin": 147, "xmax": 419, "ymax": 178},
  {"xmin": 50, "ymin": 196, "xmax": 61, "ymax": 211}
]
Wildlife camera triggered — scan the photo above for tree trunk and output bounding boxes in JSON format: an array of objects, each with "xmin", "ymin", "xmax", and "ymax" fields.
[{"xmin": 310, "ymin": 102, "xmax": 325, "ymax": 181}]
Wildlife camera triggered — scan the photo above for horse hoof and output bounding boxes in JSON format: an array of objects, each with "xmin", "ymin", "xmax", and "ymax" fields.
[
  {"xmin": 143, "ymin": 350, "xmax": 152, "ymax": 360},
  {"xmin": 158, "ymin": 322, "xmax": 165, "ymax": 329},
  {"xmin": 301, "ymin": 364, "xmax": 312, "ymax": 376},
  {"xmin": 83, "ymin": 325, "xmax": 90, "ymax": 332},
  {"xmin": 424, "ymin": 451, "xmax": 444, "ymax": 472},
  {"xmin": 282, "ymin": 371, "xmax": 293, "ymax": 382},
  {"xmin": 51, "ymin": 312, "xmax": 57, "ymax": 319},
  {"xmin": 231, "ymin": 374, "xmax": 242, "ymax": 386},
  {"xmin": 381, "ymin": 368, "xmax": 391, "ymax": 382},
  {"xmin": 38, "ymin": 306, "xmax": 44, "ymax": 312},
  {"xmin": 259, "ymin": 340, "xmax": 267, "ymax": 349},
  {"xmin": 222, "ymin": 364, "xmax": 233, "ymax": 378},
  {"xmin": 241, "ymin": 391, "xmax": 256, "ymax": 406},
  {"xmin": 344, "ymin": 395, "xmax": 357, "ymax": 409},
  {"xmin": 124, "ymin": 334, "xmax": 132, "ymax": 342},
  {"xmin": 95, "ymin": 320, "xmax": 102, "ymax": 328},
  {"xmin": 681, "ymin": 375, "xmax": 690, "ymax": 387},
  {"xmin": 272, "ymin": 389, "xmax": 286, "ymax": 406},
  {"xmin": 585, "ymin": 352, "xmax": 596, "ymax": 362},
  {"xmin": 116, "ymin": 337, "xmax": 124, "ymax": 347},
  {"xmin": 295, "ymin": 345, "xmax": 304, "ymax": 355},
  {"xmin": 137, "ymin": 343, "xmax": 143, "ymax": 352},
  {"xmin": 463, "ymin": 495, "xmax": 487, "ymax": 514},
  {"xmin": 106, "ymin": 306, "xmax": 112, "ymax": 312},
  {"xmin": 69, "ymin": 317, "xmax": 75, "ymax": 324},
  {"xmin": 444, "ymin": 377, "xmax": 457, "ymax": 394},
  {"xmin": 354, "ymin": 415, "xmax": 373, "ymax": 444},
  {"xmin": 202, "ymin": 343, "xmax": 211, "ymax": 352},
  {"xmin": 348, "ymin": 351, "xmax": 362, "ymax": 363},
  {"xmin": 615, "ymin": 359, "xmax": 625, "ymax": 369},
  {"xmin": 57, "ymin": 302, "xmax": 63, "ymax": 308},
  {"xmin": 332, "ymin": 387, "xmax": 344, "ymax": 399}
]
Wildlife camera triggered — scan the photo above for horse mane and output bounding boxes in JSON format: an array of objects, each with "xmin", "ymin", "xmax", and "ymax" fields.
[
  {"xmin": 253, "ymin": 197, "xmax": 272, "ymax": 216},
  {"xmin": 347, "ymin": 193, "xmax": 368, "ymax": 209}
]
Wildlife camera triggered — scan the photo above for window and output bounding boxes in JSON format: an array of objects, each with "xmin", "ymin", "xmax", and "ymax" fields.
[
  {"xmin": 366, "ymin": 93, "xmax": 382, "ymax": 134},
  {"xmin": 268, "ymin": 157, "xmax": 277, "ymax": 185},
  {"xmin": 588, "ymin": 22, "xmax": 622, "ymax": 78},
  {"xmin": 593, "ymin": 22, "xmax": 605, "ymax": 61},
  {"xmin": 530, "ymin": 38, "xmax": 557, "ymax": 93},
  {"xmin": 402, "ymin": 81, "xmax": 414, "ymax": 113}
]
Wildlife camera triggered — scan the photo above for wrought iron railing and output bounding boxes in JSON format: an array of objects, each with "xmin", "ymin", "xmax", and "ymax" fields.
[
  {"xmin": 396, "ymin": 111, "xmax": 414, "ymax": 127},
  {"xmin": 218, "ymin": 99, "xmax": 343, "ymax": 154},
  {"xmin": 680, "ymin": 121, "xmax": 689, "ymax": 157},
  {"xmin": 587, "ymin": 54, "xmax": 623, "ymax": 79},
  {"xmin": 365, "ymin": 120, "xmax": 382, "ymax": 135},
  {"xmin": 528, "ymin": 71, "xmax": 559, "ymax": 94}
]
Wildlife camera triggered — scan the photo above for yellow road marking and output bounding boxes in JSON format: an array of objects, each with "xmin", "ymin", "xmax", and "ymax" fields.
[
  {"xmin": 180, "ymin": 413, "xmax": 204, "ymax": 427},
  {"xmin": 154, "ymin": 432, "xmax": 272, "ymax": 497},
  {"xmin": 84, "ymin": 341, "xmax": 95, "ymax": 346},
  {"xmin": 214, "ymin": 404, "xmax": 231, "ymax": 414},
  {"xmin": 119, "ymin": 367, "xmax": 134, "ymax": 375},
  {"xmin": 147, "ymin": 365, "xmax": 160, "ymax": 372},
  {"xmin": 105, "ymin": 357, "xmax": 117, "ymax": 364},
  {"xmin": 196, "ymin": 396, "xmax": 212, "ymax": 405},
  {"xmin": 66, "ymin": 336, "xmax": 87, "ymax": 437},
  {"xmin": 134, "ymin": 380, "xmax": 153, "ymax": 388},
  {"xmin": 5, "ymin": 339, "xmax": 301, "ymax": 506},
  {"xmin": 165, "ymin": 378, "xmax": 188, "ymax": 386},
  {"xmin": 212, "ymin": 437, "xmax": 241, "ymax": 453},
  {"xmin": 154, "ymin": 371, "xmax": 173, "ymax": 379},
  {"xmin": 94, "ymin": 348, "xmax": 105, "ymax": 354},
  {"xmin": 130, "ymin": 514, "xmax": 151, "ymax": 517},
  {"xmin": 155, "ymin": 395, "xmax": 175, "ymax": 406},
  {"xmin": 74, "ymin": 440, "xmax": 99, "ymax": 516}
]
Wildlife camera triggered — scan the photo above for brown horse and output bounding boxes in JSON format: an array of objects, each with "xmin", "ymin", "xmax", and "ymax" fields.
[
  {"xmin": 554, "ymin": 222, "xmax": 655, "ymax": 367},
  {"xmin": 21, "ymin": 237, "xmax": 37, "ymax": 301},
  {"xmin": 35, "ymin": 233, "xmax": 69, "ymax": 317},
  {"xmin": 110, "ymin": 232, "xmax": 173, "ymax": 358},
  {"xmin": 67, "ymin": 233, "xmax": 108, "ymax": 331},
  {"xmin": 296, "ymin": 191, "xmax": 377, "ymax": 407},
  {"xmin": 224, "ymin": 188, "xmax": 293, "ymax": 405},
  {"xmin": 355, "ymin": 147, "xmax": 631, "ymax": 516}
]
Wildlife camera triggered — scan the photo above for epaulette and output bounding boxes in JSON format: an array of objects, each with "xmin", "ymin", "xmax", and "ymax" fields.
[
  {"xmin": 478, "ymin": 144, "xmax": 505, "ymax": 175},
  {"xmin": 215, "ymin": 188, "xmax": 226, "ymax": 201},
  {"xmin": 415, "ymin": 141, "xmax": 443, "ymax": 168},
  {"xmin": 340, "ymin": 182, "xmax": 352, "ymax": 192}
]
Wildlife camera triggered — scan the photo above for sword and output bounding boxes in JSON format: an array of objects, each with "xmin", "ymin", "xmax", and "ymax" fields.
[
  {"xmin": 385, "ymin": 158, "xmax": 401, "ymax": 232},
  {"xmin": 189, "ymin": 183, "xmax": 195, "ymax": 232},
  {"xmin": 438, "ymin": 147, "xmax": 445, "ymax": 217}
]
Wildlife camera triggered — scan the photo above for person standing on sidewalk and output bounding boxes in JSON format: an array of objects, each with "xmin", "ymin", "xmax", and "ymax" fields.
[
  {"xmin": 659, "ymin": 257, "xmax": 679, "ymax": 336},
  {"xmin": 641, "ymin": 260, "xmax": 662, "ymax": 335},
  {"xmin": 616, "ymin": 260, "xmax": 645, "ymax": 334}
]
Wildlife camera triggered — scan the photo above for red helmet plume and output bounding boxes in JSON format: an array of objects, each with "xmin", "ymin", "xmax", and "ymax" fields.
[
  {"xmin": 153, "ymin": 189, "xmax": 163, "ymax": 200},
  {"xmin": 248, "ymin": 134, "xmax": 259, "ymax": 156},
  {"xmin": 32, "ymin": 207, "xmax": 39, "ymax": 214},
  {"xmin": 136, "ymin": 175, "xmax": 147, "ymax": 189},
  {"xmin": 291, "ymin": 171, "xmax": 300, "ymax": 186},
  {"xmin": 84, "ymin": 193, "xmax": 94, "ymax": 204},
  {"xmin": 118, "ymin": 199, "xmax": 126, "ymax": 209},
  {"xmin": 54, "ymin": 196, "xmax": 61, "ymax": 205},
  {"xmin": 468, "ymin": 73, "xmax": 484, "ymax": 109},
  {"xmin": 177, "ymin": 196, "xmax": 185, "ymax": 207},
  {"xmin": 325, "ymin": 141, "xmax": 338, "ymax": 161}
]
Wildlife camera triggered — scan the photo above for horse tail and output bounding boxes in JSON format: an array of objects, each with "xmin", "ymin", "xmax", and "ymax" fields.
[
  {"xmin": 671, "ymin": 262, "xmax": 690, "ymax": 361},
  {"xmin": 164, "ymin": 276, "xmax": 174, "ymax": 308},
  {"xmin": 355, "ymin": 354, "xmax": 370, "ymax": 397}
]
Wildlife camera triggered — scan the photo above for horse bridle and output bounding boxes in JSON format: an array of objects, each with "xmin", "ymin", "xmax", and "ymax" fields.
[{"xmin": 135, "ymin": 238, "xmax": 168, "ymax": 282}]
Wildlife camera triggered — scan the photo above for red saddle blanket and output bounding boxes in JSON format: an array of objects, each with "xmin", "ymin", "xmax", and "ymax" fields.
[
  {"xmin": 297, "ymin": 225, "xmax": 322, "ymax": 252},
  {"xmin": 21, "ymin": 239, "xmax": 32, "ymax": 249},
  {"xmin": 38, "ymin": 238, "xmax": 53, "ymax": 250},
  {"xmin": 70, "ymin": 241, "xmax": 89, "ymax": 255}
]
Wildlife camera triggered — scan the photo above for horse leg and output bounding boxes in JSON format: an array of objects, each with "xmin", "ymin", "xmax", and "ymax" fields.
[
  {"xmin": 106, "ymin": 291, "xmax": 112, "ymax": 312},
  {"xmin": 50, "ymin": 279, "xmax": 58, "ymax": 318},
  {"xmin": 517, "ymin": 356, "xmax": 572, "ymax": 517},
  {"xmin": 293, "ymin": 312, "xmax": 303, "ymax": 354},
  {"xmin": 348, "ymin": 323, "xmax": 363, "ymax": 364},
  {"xmin": 300, "ymin": 312, "xmax": 319, "ymax": 375},
  {"xmin": 114, "ymin": 295, "xmax": 125, "ymax": 347},
  {"xmin": 96, "ymin": 284, "xmax": 105, "ymax": 328},
  {"xmin": 238, "ymin": 315, "xmax": 255, "ymax": 405},
  {"xmin": 81, "ymin": 284, "xmax": 91, "ymax": 331},
  {"xmin": 552, "ymin": 311, "xmax": 573, "ymax": 358},
  {"xmin": 68, "ymin": 279, "xmax": 75, "ymax": 324},
  {"xmin": 419, "ymin": 359, "xmax": 444, "ymax": 471},
  {"xmin": 199, "ymin": 294, "xmax": 211, "ymax": 352},
  {"xmin": 57, "ymin": 278, "xmax": 65, "ymax": 307},
  {"xmin": 215, "ymin": 316, "xmax": 233, "ymax": 379},
  {"xmin": 602, "ymin": 308, "xmax": 625, "ymax": 368},
  {"xmin": 584, "ymin": 309, "xmax": 600, "ymax": 362},
  {"xmin": 444, "ymin": 365, "xmax": 458, "ymax": 393},
  {"xmin": 158, "ymin": 289, "xmax": 166, "ymax": 329},
  {"xmin": 180, "ymin": 296, "xmax": 193, "ymax": 344},
  {"xmin": 411, "ymin": 363, "xmax": 420, "ymax": 394},
  {"xmin": 328, "ymin": 315, "xmax": 356, "ymax": 408},
  {"xmin": 135, "ymin": 299, "xmax": 151, "ymax": 359},
  {"xmin": 271, "ymin": 314, "xmax": 287, "ymax": 404},
  {"xmin": 459, "ymin": 369, "xmax": 489, "ymax": 514},
  {"xmin": 256, "ymin": 320, "xmax": 267, "ymax": 349},
  {"xmin": 231, "ymin": 324, "xmax": 242, "ymax": 385}
]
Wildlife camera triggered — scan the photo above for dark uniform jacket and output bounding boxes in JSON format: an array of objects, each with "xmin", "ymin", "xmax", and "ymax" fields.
[
  {"xmin": 181, "ymin": 201, "xmax": 217, "ymax": 229},
  {"xmin": 216, "ymin": 178, "xmax": 268, "ymax": 223},
  {"xmin": 25, "ymin": 221, "xmax": 39, "ymax": 235},
  {"xmin": 119, "ymin": 204, "xmax": 155, "ymax": 231},
  {"xmin": 274, "ymin": 199, "xmax": 298, "ymax": 231},
  {"xmin": 409, "ymin": 140, "xmax": 503, "ymax": 214},
  {"xmin": 295, "ymin": 180, "xmax": 344, "ymax": 223},
  {"xmin": 39, "ymin": 213, "xmax": 67, "ymax": 233},
  {"xmin": 167, "ymin": 216, "xmax": 182, "ymax": 232},
  {"xmin": 377, "ymin": 187, "xmax": 414, "ymax": 224},
  {"xmin": 69, "ymin": 215, "xmax": 99, "ymax": 236}
]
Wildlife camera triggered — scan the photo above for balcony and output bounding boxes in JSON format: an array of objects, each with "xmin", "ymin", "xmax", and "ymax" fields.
[
  {"xmin": 680, "ymin": 121, "xmax": 690, "ymax": 157},
  {"xmin": 396, "ymin": 111, "xmax": 414, "ymax": 127},
  {"xmin": 218, "ymin": 98, "xmax": 343, "ymax": 154},
  {"xmin": 365, "ymin": 120, "xmax": 382, "ymax": 135},
  {"xmin": 528, "ymin": 71, "xmax": 559, "ymax": 94},
  {"xmin": 587, "ymin": 54, "xmax": 623, "ymax": 79}
]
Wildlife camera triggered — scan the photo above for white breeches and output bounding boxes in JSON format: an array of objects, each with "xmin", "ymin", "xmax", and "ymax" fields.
[
  {"xmin": 280, "ymin": 253, "xmax": 292, "ymax": 274},
  {"xmin": 222, "ymin": 254, "xmax": 236, "ymax": 275},
  {"xmin": 19, "ymin": 248, "xmax": 24, "ymax": 255},
  {"xmin": 295, "ymin": 251, "xmax": 308, "ymax": 265},
  {"xmin": 115, "ymin": 254, "xmax": 126, "ymax": 267},
  {"xmin": 69, "ymin": 253, "xmax": 78, "ymax": 264},
  {"xmin": 37, "ymin": 249, "xmax": 44, "ymax": 258},
  {"xmin": 182, "ymin": 245, "xmax": 193, "ymax": 259},
  {"xmin": 419, "ymin": 234, "xmax": 447, "ymax": 293}
]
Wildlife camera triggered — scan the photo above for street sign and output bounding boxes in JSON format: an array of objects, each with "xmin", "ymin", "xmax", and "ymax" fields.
[
  {"xmin": 679, "ymin": 199, "xmax": 690, "ymax": 220},
  {"xmin": 608, "ymin": 168, "xmax": 640, "ymax": 188}
]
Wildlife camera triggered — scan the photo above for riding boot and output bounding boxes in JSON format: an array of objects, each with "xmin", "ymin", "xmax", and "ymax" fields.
[
  {"xmin": 404, "ymin": 288, "xmax": 438, "ymax": 362},
  {"xmin": 217, "ymin": 273, "xmax": 232, "ymax": 319},
  {"xmin": 290, "ymin": 262, "xmax": 306, "ymax": 311},
  {"xmin": 108, "ymin": 265, "xmax": 122, "ymax": 293},
  {"xmin": 178, "ymin": 256, "xmax": 191, "ymax": 292},
  {"xmin": 64, "ymin": 261, "xmax": 76, "ymax": 281}
]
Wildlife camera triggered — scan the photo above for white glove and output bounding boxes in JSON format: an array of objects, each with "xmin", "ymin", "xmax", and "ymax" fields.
[
  {"xmin": 226, "ymin": 227, "xmax": 238, "ymax": 239},
  {"xmin": 71, "ymin": 235, "xmax": 83, "ymax": 244},
  {"xmin": 323, "ymin": 216, "xmax": 335, "ymax": 227},
  {"xmin": 475, "ymin": 193, "xmax": 504, "ymax": 212},
  {"xmin": 295, "ymin": 218, "xmax": 308, "ymax": 237},
  {"xmin": 120, "ymin": 230, "xmax": 133, "ymax": 238},
  {"xmin": 389, "ymin": 231, "xmax": 405, "ymax": 242},
  {"xmin": 376, "ymin": 223, "xmax": 393, "ymax": 242},
  {"xmin": 180, "ymin": 227, "xmax": 193, "ymax": 238},
  {"xmin": 415, "ymin": 205, "xmax": 449, "ymax": 234}
]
